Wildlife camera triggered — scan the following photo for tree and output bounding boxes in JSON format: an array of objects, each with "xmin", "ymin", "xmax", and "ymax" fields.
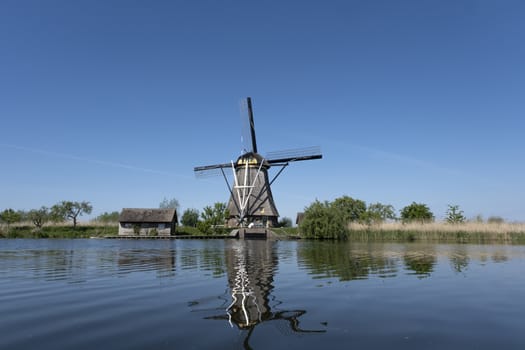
[
  {"xmin": 181, "ymin": 208, "xmax": 200, "ymax": 227},
  {"xmin": 0, "ymin": 208, "xmax": 22, "ymax": 232},
  {"xmin": 487, "ymin": 216, "xmax": 504, "ymax": 224},
  {"xmin": 201, "ymin": 202, "xmax": 228, "ymax": 226},
  {"xmin": 299, "ymin": 200, "xmax": 347, "ymax": 239},
  {"xmin": 360, "ymin": 203, "xmax": 397, "ymax": 224},
  {"xmin": 330, "ymin": 196, "xmax": 366, "ymax": 224},
  {"xmin": 51, "ymin": 201, "xmax": 93, "ymax": 228},
  {"xmin": 277, "ymin": 217, "xmax": 293, "ymax": 228},
  {"xmin": 95, "ymin": 211, "xmax": 120, "ymax": 223},
  {"xmin": 28, "ymin": 206, "xmax": 50, "ymax": 229},
  {"xmin": 159, "ymin": 197, "xmax": 180, "ymax": 210},
  {"xmin": 400, "ymin": 202, "xmax": 434, "ymax": 223},
  {"xmin": 446, "ymin": 205, "xmax": 465, "ymax": 224},
  {"xmin": 198, "ymin": 202, "xmax": 228, "ymax": 235}
]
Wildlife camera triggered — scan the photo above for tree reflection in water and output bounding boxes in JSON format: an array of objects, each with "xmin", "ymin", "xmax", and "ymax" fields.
[
  {"xmin": 297, "ymin": 241, "xmax": 400, "ymax": 280},
  {"xmin": 199, "ymin": 240, "xmax": 326, "ymax": 349},
  {"xmin": 403, "ymin": 245, "xmax": 437, "ymax": 278}
]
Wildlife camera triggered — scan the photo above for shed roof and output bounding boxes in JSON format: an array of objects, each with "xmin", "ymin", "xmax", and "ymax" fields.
[{"xmin": 119, "ymin": 208, "xmax": 177, "ymax": 223}]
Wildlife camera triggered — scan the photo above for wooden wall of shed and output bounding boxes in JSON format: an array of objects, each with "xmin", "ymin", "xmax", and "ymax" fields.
[{"xmin": 118, "ymin": 222, "xmax": 175, "ymax": 236}]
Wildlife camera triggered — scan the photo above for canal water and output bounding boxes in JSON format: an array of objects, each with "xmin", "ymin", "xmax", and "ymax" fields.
[{"xmin": 1, "ymin": 239, "xmax": 524, "ymax": 349}]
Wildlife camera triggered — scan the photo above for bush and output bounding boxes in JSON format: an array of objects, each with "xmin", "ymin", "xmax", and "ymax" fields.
[
  {"xmin": 400, "ymin": 202, "xmax": 434, "ymax": 223},
  {"xmin": 299, "ymin": 200, "xmax": 347, "ymax": 239},
  {"xmin": 277, "ymin": 217, "xmax": 293, "ymax": 228},
  {"xmin": 95, "ymin": 211, "xmax": 120, "ymax": 223},
  {"xmin": 488, "ymin": 216, "xmax": 504, "ymax": 224},
  {"xmin": 181, "ymin": 208, "xmax": 199, "ymax": 227},
  {"xmin": 360, "ymin": 203, "xmax": 396, "ymax": 225},
  {"xmin": 331, "ymin": 196, "xmax": 366, "ymax": 223}
]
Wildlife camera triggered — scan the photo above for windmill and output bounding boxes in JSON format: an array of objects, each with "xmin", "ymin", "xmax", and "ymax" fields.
[{"xmin": 194, "ymin": 97, "xmax": 322, "ymax": 230}]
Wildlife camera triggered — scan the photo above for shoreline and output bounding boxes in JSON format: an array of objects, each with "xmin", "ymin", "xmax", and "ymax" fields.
[{"xmin": 2, "ymin": 222, "xmax": 525, "ymax": 244}]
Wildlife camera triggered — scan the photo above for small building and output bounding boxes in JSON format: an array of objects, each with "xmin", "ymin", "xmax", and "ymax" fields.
[
  {"xmin": 296, "ymin": 212, "xmax": 305, "ymax": 226},
  {"xmin": 118, "ymin": 208, "xmax": 177, "ymax": 236}
]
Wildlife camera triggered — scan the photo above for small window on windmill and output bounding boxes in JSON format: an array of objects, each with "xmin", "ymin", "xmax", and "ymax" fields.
[{"xmin": 158, "ymin": 223, "xmax": 166, "ymax": 229}]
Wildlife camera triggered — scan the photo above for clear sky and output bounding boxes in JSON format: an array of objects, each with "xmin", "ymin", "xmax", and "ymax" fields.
[{"xmin": 1, "ymin": 0, "xmax": 524, "ymax": 222}]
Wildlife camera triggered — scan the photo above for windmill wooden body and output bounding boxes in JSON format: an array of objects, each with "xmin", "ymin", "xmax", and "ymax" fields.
[{"xmin": 194, "ymin": 98, "xmax": 322, "ymax": 232}]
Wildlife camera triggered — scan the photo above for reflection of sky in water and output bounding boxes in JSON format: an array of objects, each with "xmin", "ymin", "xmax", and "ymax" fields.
[{"xmin": 1, "ymin": 240, "xmax": 525, "ymax": 349}]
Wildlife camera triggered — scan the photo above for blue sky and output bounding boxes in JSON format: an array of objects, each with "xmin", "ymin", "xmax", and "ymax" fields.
[{"xmin": 1, "ymin": 0, "xmax": 524, "ymax": 222}]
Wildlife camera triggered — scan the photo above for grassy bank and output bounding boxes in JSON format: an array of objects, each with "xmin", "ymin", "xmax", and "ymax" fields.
[
  {"xmin": 346, "ymin": 221, "xmax": 525, "ymax": 244},
  {"xmin": 0, "ymin": 223, "xmax": 119, "ymax": 238}
]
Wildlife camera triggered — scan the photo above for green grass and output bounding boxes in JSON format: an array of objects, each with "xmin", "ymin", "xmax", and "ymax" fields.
[
  {"xmin": 272, "ymin": 227, "xmax": 299, "ymax": 238},
  {"xmin": 1, "ymin": 224, "xmax": 118, "ymax": 238},
  {"xmin": 0, "ymin": 223, "xmax": 229, "ymax": 239}
]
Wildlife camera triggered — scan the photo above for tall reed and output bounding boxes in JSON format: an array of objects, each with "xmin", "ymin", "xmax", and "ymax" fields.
[{"xmin": 346, "ymin": 221, "xmax": 525, "ymax": 243}]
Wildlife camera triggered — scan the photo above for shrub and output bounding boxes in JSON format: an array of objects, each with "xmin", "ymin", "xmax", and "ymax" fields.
[
  {"xmin": 277, "ymin": 217, "xmax": 293, "ymax": 228},
  {"xmin": 299, "ymin": 200, "xmax": 347, "ymax": 239},
  {"xmin": 331, "ymin": 196, "xmax": 366, "ymax": 224},
  {"xmin": 181, "ymin": 208, "xmax": 199, "ymax": 227},
  {"xmin": 360, "ymin": 203, "xmax": 396, "ymax": 225},
  {"xmin": 400, "ymin": 202, "xmax": 434, "ymax": 223},
  {"xmin": 487, "ymin": 216, "xmax": 504, "ymax": 224}
]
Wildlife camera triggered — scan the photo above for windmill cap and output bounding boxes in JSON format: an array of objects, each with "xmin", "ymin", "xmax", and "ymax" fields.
[{"xmin": 236, "ymin": 152, "xmax": 270, "ymax": 167}]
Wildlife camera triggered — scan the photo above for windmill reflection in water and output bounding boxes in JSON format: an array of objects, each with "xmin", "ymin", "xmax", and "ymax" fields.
[{"xmin": 202, "ymin": 240, "xmax": 326, "ymax": 347}]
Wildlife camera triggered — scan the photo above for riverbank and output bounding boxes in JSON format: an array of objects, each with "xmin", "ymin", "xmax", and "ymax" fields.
[{"xmin": 2, "ymin": 222, "xmax": 525, "ymax": 244}]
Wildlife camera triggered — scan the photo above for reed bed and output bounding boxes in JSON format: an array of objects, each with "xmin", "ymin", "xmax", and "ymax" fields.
[{"xmin": 347, "ymin": 221, "xmax": 525, "ymax": 243}]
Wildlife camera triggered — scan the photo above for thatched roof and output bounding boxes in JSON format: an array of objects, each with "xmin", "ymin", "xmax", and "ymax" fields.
[{"xmin": 119, "ymin": 208, "xmax": 177, "ymax": 223}]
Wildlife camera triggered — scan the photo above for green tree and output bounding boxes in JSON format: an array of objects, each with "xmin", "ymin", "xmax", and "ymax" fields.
[
  {"xmin": 446, "ymin": 204, "xmax": 466, "ymax": 224},
  {"xmin": 0, "ymin": 208, "xmax": 22, "ymax": 232},
  {"xmin": 28, "ymin": 206, "xmax": 50, "ymax": 229},
  {"xmin": 400, "ymin": 202, "xmax": 434, "ymax": 223},
  {"xmin": 95, "ymin": 211, "xmax": 120, "ymax": 223},
  {"xmin": 201, "ymin": 202, "xmax": 228, "ymax": 226},
  {"xmin": 181, "ymin": 208, "xmax": 200, "ymax": 227},
  {"xmin": 277, "ymin": 217, "xmax": 293, "ymax": 228},
  {"xmin": 331, "ymin": 195, "xmax": 366, "ymax": 224},
  {"xmin": 299, "ymin": 200, "xmax": 347, "ymax": 239},
  {"xmin": 360, "ymin": 202, "xmax": 396, "ymax": 224},
  {"xmin": 196, "ymin": 220, "xmax": 212, "ymax": 235},
  {"xmin": 51, "ymin": 201, "xmax": 93, "ymax": 228}
]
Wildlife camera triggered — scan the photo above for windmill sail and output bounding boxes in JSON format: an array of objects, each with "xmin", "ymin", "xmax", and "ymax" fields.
[
  {"xmin": 240, "ymin": 97, "xmax": 257, "ymax": 154},
  {"xmin": 266, "ymin": 146, "xmax": 322, "ymax": 165},
  {"xmin": 194, "ymin": 97, "xmax": 322, "ymax": 229}
]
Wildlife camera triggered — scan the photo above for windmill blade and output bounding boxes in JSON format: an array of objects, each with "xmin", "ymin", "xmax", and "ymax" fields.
[
  {"xmin": 194, "ymin": 163, "xmax": 231, "ymax": 178},
  {"xmin": 240, "ymin": 97, "xmax": 258, "ymax": 154},
  {"xmin": 266, "ymin": 146, "xmax": 322, "ymax": 165}
]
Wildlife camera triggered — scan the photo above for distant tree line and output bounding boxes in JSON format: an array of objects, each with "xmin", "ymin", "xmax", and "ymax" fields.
[
  {"xmin": 0, "ymin": 195, "xmax": 506, "ymax": 239},
  {"xmin": 0, "ymin": 201, "xmax": 93, "ymax": 233},
  {"xmin": 297, "ymin": 195, "xmax": 504, "ymax": 239}
]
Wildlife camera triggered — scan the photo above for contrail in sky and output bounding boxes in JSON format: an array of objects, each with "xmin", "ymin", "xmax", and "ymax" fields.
[{"xmin": 1, "ymin": 143, "xmax": 191, "ymax": 178}]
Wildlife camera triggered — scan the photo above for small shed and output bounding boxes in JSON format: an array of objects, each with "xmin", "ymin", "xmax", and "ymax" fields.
[
  {"xmin": 296, "ymin": 212, "xmax": 305, "ymax": 226},
  {"xmin": 118, "ymin": 208, "xmax": 177, "ymax": 236}
]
